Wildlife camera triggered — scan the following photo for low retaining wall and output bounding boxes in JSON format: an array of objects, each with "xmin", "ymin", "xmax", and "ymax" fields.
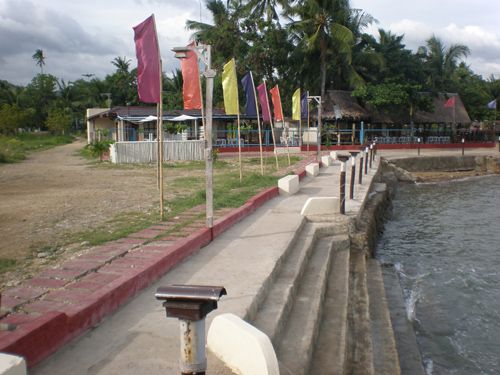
[{"xmin": 110, "ymin": 140, "xmax": 204, "ymax": 164}]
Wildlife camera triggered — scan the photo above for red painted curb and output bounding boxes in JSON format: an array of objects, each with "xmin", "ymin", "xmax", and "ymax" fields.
[
  {"xmin": 0, "ymin": 312, "xmax": 67, "ymax": 366},
  {"xmin": 0, "ymin": 168, "xmax": 302, "ymax": 367}
]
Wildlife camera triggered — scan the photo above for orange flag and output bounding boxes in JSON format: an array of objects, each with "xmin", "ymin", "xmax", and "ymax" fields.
[
  {"xmin": 269, "ymin": 85, "xmax": 284, "ymax": 121},
  {"xmin": 180, "ymin": 41, "xmax": 202, "ymax": 109}
]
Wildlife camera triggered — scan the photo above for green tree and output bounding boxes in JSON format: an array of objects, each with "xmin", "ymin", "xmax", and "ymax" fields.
[
  {"xmin": 104, "ymin": 57, "xmax": 137, "ymax": 106},
  {"xmin": 287, "ymin": 0, "xmax": 355, "ymax": 97},
  {"xmin": 186, "ymin": 0, "xmax": 249, "ymax": 69},
  {"xmin": 46, "ymin": 107, "xmax": 72, "ymax": 134},
  {"xmin": 420, "ymin": 35, "xmax": 470, "ymax": 91},
  {"xmin": 32, "ymin": 49, "xmax": 46, "ymax": 74},
  {"xmin": 0, "ymin": 104, "xmax": 29, "ymax": 135},
  {"xmin": 22, "ymin": 74, "xmax": 58, "ymax": 128}
]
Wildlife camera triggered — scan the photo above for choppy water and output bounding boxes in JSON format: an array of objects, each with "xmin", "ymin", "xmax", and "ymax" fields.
[{"xmin": 376, "ymin": 175, "xmax": 500, "ymax": 375}]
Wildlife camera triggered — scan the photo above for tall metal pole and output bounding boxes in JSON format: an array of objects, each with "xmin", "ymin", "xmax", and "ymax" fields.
[{"xmin": 204, "ymin": 46, "xmax": 215, "ymax": 231}]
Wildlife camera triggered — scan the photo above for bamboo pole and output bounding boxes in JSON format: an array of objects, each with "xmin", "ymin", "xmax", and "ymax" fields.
[
  {"xmin": 158, "ymin": 60, "xmax": 164, "ymax": 221},
  {"xmin": 263, "ymin": 80, "xmax": 279, "ymax": 170},
  {"xmin": 237, "ymin": 112, "xmax": 242, "ymax": 182},
  {"xmin": 250, "ymin": 71, "xmax": 264, "ymax": 175}
]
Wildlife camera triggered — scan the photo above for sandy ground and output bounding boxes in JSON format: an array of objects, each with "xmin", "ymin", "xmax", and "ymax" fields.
[{"xmin": 0, "ymin": 139, "xmax": 161, "ymax": 287}]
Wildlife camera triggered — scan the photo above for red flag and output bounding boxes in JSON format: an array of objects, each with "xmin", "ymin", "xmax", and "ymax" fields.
[
  {"xmin": 269, "ymin": 85, "xmax": 284, "ymax": 121},
  {"xmin": 180, "ymin": 41, "xmax": 202, "ymax": 110},
  {"xmin": 133, "ymin": 15, "xmax": 161, "ymax": 103},
  {"xmin": 444, "ymin": 96, "xmax": 456, "ymax": 108},
  {"xmin": 257, "ymin": 82, "xmax": 271, "ymax": 122}
]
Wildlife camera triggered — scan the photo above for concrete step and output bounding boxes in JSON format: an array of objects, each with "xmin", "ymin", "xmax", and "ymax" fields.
[
  {"xmin": 309, "ymin": 235, "xmax": 351, "ymax": 375},
  {"xmin": 275, "ymin": 235, "xmax": 336, "ymax": 375},
  {"xmin": 366, "ymin": 259, "xmax": 401, "ymax": 375},
  {"xmin": 381, "ymin": 264, "xmax": 426, "ymax": 375},
  {"xmin": 251, "ymin": 222, "xmax": 317, "ymax": 345},
  {"xmin": 346, "ymin": 251, "xmax": 374, "ymax": 375}
]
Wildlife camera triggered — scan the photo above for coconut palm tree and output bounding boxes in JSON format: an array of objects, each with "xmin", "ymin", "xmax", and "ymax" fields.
[
  {"xmin": 111, "ymin": 57, "xmax": 131, "ymax": 74},
  {"xmin": 32, "ymin": 49, "xmax": 45, "ymax": 74},
  {"xmin": 420, "ymin": 35, "xmax": 470, "ymax": 91},
  {"xmin": 242, "ymin": 0, "xmax": 290, "ymax": 25},
  {"xmin": 287, "ymin": 0, "xmax": 355, "ymax": 97},
  {"xmin": 186, "ymin": 0, "xmax": 248, "ymax": 69}
]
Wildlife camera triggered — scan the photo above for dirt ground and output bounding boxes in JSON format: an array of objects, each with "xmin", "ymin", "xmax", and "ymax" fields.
[{"xmin": 0, "ymin": 140, "xmax": 170, "ymax": 288}]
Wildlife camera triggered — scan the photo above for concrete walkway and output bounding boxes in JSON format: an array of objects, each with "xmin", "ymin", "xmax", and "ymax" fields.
[{"xmin": 31, "ymin": 154, "xmax": 380, "ymax": 375}]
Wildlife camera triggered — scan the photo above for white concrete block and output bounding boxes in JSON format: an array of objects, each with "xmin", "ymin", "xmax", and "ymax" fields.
[
  {"xmin": 207, "ymin": 313, "xmax": 279, "ymax": 375},
  {"xmin": 278, "ymin": 174, "xmax": 299, "ymax": 195},
  {"xmin": 0, "ymin": 353, "xmax": 27, "ymax": 375},
  {"xmin": 305, "ymin": 163, "xmax": 319, "ymax": 177},
  {"xmin": 330, "ymin": 151, "xmax": 338, "ymax": 160},
  {"xmin": 301, "ymin": 197, "xmax": 339, "ymax": 216},
  {"xmin": 321, "ymin": 155, "xmax": 332, "ymax": 166}
]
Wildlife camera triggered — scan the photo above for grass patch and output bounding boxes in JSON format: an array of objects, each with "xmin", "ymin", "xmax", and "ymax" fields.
[
  {"xmin": 70, "ymin": 210, "xmax": 160, "ymax": 247},
  {"xmin": 54, "ymin": 153, "xmax": 301, "ymax": 249},
  {"xmin": 0, "ymin": 133, "xmax": 74, "ymax": 163},
  {"xmin": 0, "ymin": 258, "xmax": 17, "ymax": 274}
]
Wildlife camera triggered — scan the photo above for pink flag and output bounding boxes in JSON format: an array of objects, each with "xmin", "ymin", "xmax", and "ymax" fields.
[
  {"xmin": 133, "ymin": 15, "xmax": 161, "ymax": 103},
  {"xmin": 269, "ymin": 85, "xmax": 284, "ymax": 121},
  {"xmin": 181, "ymin": 41, "xmax": 202, "ymax": 110},
  {"xmin": 444, "ymin": 96, "xmax": 456, "ymax": 108},
  {"xmin": 257, "ymin": 82, "xmax": 271, "ymax": 122}
]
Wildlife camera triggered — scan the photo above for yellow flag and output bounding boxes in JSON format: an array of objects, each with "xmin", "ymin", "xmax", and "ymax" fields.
[
  {"xmin": 222, "ymin": 58, "xmax": 239, "ymax": 115},
  {"xmin": 292, "ymin": 88, "xmax": 301, "ymax": 120}
]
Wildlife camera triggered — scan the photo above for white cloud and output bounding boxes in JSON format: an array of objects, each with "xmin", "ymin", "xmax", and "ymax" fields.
[{"xmin": 387, "ymin": 19, "xmax": 500, "ymax": 78}]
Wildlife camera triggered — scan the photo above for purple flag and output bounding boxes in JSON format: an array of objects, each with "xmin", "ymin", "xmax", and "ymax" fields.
[
  {"xmin": 257, "ymin": 82, "xmax": 271, "ymax": 122},
  {"xmin": 241, "ymin": 72, "xmax": 257, "ymax": 116},
  {"xmin": 133, "ymin": 15, "xmax": 161, "ymax": 103},
  {"xmin": 301, "ymin": 92, "xmax": 308, "ymax": 118}
]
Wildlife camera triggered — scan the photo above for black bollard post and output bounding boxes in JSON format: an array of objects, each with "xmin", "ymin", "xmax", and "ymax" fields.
[
  {"xmin": 462, "ymin": 138, "xmax": 465, "ymax": 156},
  {"xmin": 358, "ymin": 147, "xmax": 364, "ymax": 184},
  {"xmin": 364, "ymin": 146, "xmax": 369, "ymax": 175},
  {"xmin": 337, "ymin": 155, "xmax": 349, "ymax": 215},
  {"xmin": 349, "ymin": 151, "xmax": 359, "ymax": 199},
  {"xmin": 417, "ymin": 137, "xmax": 421, "ymax": 156},
  {"xmin": 369, "ymin": 144, "xmax": 373, "ymax": 169}
]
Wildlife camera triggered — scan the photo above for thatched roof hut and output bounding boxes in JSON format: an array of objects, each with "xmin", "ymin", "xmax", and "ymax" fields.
[
  {"xmin": 370, "ymin": 93, "xmax": 471, "ymax": 125},
  {"xmin": 310, "ymin": 90, "xmax": 370, "ymax": 121}
]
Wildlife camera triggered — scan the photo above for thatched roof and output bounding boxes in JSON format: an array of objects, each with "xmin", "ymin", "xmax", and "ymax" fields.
[
  {"xmin": 311, "ymin": 90, "xmax": 370, "ymax": 121},
  {"xmin": 370, "ymin": 93, "xmax": 471, "ymax": 124}
]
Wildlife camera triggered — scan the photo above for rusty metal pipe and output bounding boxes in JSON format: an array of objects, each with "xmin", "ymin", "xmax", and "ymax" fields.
[{"xmin": 180, "ymin": 319, "xmax": 206, "ymax": 375}]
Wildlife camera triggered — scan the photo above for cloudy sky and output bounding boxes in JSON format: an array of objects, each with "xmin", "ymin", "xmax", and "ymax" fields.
[{"xmin": 1, "ymin": 0, "xmax": 499, "ymax": 86}]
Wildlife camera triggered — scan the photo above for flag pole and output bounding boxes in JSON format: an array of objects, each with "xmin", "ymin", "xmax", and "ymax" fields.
[
  {"xmin": 153, "ymin": 15, "xmax": 164, "ymax": 221},
  {"xmin": 237, "ymin": 112, "xmax": 242, "ymax": 181},
  {"xmin": 307, "ymin": 92, "xmax": 310, "ymax": 154},
  {"xmin": 250, "ymin": 72, "xmax": 264, "ymax": 175},
  {"xmin": 277, "ymin": 87, "xmax": 290, "ymax": 166},
  {"xmin": 158, "ymin": 64, "xmax": 164, "ymax": 221},
  {"xmin": 156, "ymin": 103, "xmax": 160, "ymax": 190},
  {"xmin": 264, "ymin": 80, "xmax": 279, "ymax": 170},
  {"xmin": 197, "ymin": 56, "xmax": 206, "ymax": 131}
]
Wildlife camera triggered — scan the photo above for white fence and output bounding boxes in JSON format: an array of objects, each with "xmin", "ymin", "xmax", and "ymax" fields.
[{"xmin": 110, "ymin": 140, "xmax": 204, "ymax": 164}]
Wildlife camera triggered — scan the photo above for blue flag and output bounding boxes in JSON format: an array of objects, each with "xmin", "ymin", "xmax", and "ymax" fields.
[
  {"xmin": 301, "ymin": 92, "xmax": 308, "ymax": 118},
  {"xmin": 241, "ymin": 72, "xmax": 257, "ymax": 116},
  {"xmin": 487, "ymin": 99, "xmax": 497, "ymax": 109}
]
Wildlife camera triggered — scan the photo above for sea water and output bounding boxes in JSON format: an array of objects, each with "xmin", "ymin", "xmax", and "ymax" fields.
[{"xmin": 376, "ymin": 175, "xmax": 500, "ymax": 375}]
